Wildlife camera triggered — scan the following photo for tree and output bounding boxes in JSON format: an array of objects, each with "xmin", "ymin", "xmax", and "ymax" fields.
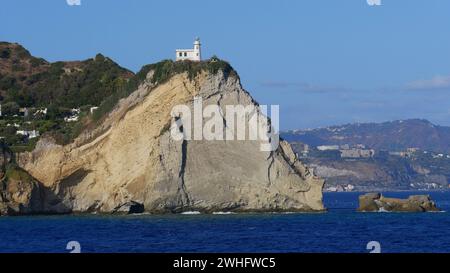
[
  {"xmin": 0, "ymin": 48, "xmax": 11, "ymax": 59},
  {"xmin": 1, "ymin": 101, "xmax": 20, "ymax": 116}
]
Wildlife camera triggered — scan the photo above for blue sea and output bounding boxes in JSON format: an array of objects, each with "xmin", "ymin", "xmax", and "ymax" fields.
[{"xmin": 1, "ymin": 191, "xmax": 450, "ymax": 253}]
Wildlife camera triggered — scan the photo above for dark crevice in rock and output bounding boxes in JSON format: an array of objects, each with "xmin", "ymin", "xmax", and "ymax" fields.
[
  {"xmin": 267, "ymin": 152, "xmax": 275, "ymax": 186},
  {"xmin": 177, "ymin": 139, "xmax": 190, "ymax": 207},
  {"xmin": 57, "ymin": 169, "xmax": 90, "ymax": 199},
  {"xmin": 112, "ymin": 201, "xmax": 144, "ymax": 214}
]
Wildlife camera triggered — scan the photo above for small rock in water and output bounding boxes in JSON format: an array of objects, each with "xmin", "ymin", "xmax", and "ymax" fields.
[{"xmin": 357, "ymin": 193, "xmax": 440, "ymax": 212}]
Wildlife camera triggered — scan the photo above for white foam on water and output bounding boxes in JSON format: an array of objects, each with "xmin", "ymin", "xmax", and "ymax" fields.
[
  {"xmin": 181, "ymin": 211, "xmax": 201, "ymax": 215},
  {"xmin": 128, "ymin": 212, "xmax": 151, "ymax": 216},
  {"xmin": 212, "ymin": 211, "xmax": 235, "ymax": 215}
]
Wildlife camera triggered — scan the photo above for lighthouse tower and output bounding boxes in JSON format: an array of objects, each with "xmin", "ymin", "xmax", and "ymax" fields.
[
  {"xmin": 176, "ymin": 38, "xmax": 202, "ymax": 62},
  {"xmin": 193, "ymin": 37, "xmax": 201, "ymax": 61}
]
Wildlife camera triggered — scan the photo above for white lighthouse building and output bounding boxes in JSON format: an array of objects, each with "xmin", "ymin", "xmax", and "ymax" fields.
[{"xmin": 176, "ymin": 38, "xmax": 201, "ymax": 61}]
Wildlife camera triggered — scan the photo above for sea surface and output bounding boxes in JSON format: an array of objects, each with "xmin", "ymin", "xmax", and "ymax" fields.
[{"xmin": 1, "ymin": 191, "xmax": 450, "ymax": 253}]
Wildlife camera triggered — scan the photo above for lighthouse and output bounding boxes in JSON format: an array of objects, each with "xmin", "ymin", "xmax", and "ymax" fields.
[{"xmin": 176, "ymin": 37, "xmax": 201, "ymax": 62}]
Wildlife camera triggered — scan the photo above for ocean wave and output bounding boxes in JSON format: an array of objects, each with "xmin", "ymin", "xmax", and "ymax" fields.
[
  {"xmin": 181, "ymin": 211, "xmax": 201, "ymax": 215},
  {"xmin": 212, "ymin": 211, "xmax": 236, "ymax": 215}
]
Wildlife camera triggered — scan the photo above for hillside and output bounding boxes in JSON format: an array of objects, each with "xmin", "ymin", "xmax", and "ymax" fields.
[
  {"xmin": 0, "ymin": 42, "xmax": 134, "ymax": 108},
  {"xmin": 283, "ymin": 119, "xmax": 450, "ymax": 191},
  {"xmin": 282, "ymin": 119, "xmax": 450, "ymax": 154},
  {"xmin": 0, "ymin": 43, "xmax": 242, "ymax": 150},
  {"xmin": 0, "ymin": 42, "xmax": 135, "ymax": 150}
]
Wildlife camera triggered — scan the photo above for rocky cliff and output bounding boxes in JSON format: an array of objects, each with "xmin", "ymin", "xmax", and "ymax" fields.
[{"xmin": 4, "ymin": 61, "xmax": 324, "ymax": 214}]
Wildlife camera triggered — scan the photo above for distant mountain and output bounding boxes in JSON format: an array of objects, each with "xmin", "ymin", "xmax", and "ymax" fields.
[{"xmin": 282, "ymin": 119, "xmax": 450, "ymax": 153}]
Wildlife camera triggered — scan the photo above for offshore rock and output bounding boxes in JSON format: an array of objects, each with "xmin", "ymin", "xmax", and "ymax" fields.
[{"xmin": 358, "ymin": 192, "xmax": 440, "ymax": 212}]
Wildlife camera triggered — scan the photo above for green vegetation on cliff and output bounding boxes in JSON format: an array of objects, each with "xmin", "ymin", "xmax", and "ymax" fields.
[
  {"xmin": 1, "ymin": 42, "xmax": 237, "ymax": 150},
  {"xmin": 92, "ymin": 57, "xmax": 237, "ymax": 122},
  {"xmin": 4, "ymin": 163, "xmax": 33, "ymax": 183},
  {"xmin": 0, "ymin": 43, "xmax": 133, "ymax": 108}
]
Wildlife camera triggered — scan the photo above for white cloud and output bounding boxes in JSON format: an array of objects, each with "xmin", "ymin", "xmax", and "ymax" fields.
[
  {"xmin": 406, "ymin": 75, "xmax": 450, "ymax": 90},
  {"xmin": 67, "ymin": 0, "xmax": 81, "ymax": 6}
]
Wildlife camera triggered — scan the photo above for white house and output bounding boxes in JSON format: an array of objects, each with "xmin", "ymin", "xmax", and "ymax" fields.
[
  {"xmin": 65, "ymin": 108, "xmax": 80, "ymax": 122},
  {"xmin": 90, "ymin": 106, "xmax": 99, "ymax": 114},
  {"xmin": 64, "ymin": 116, "xmax": 79, "ymax": 122},
  {"xmin": 176, "ymin": 38, "xmax": 201, "ymax": 61},
  {"xmin": 34, "ymin": 108, "xmax": 47, "ymax": 116},
  {"xmin": 16, "ymin": 130, "xmax": 40, "ymax": 139}
]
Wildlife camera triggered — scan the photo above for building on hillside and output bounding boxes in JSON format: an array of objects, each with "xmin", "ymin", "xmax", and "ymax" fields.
[
  {"xmin": 340, "ymin": 144, "xmax": 350, "ymax": 150},
  {"xmin": 19, "ymin": 107, "xmax": 29, "ymax": 117},
  {"xmin": 34, "ymin": 108, "xmax": 47, "ymax": 116},
  {"xmin": 175, "ymin": 38, "xmax": 201, "ymax": 61},
  {"xmin": 407, "ymin": 147, "xmax": 419, "ymax": 153},
  {"xmin": 389, "ymin": 148, "xmax": 418, "ymax": 158},
  {"xmin": 16, "ymin": 130, "xmax": 40, "ymax": 139},
  {"xmin": 64, "ymin": 116, "xmax": 79, "ymax": 122},
  {"xmin": 64, "ymin": 108, "xmax": 80, "ymax": 122},
  {"xmin": 90, "ymin": 106, "xmax": 99, "ymax": 114},
  {"xmin": 292, "ymin": 143, "xmax": 310, "ymax": 158},
  {"xmin": 340, "ymin": 148, "xmax": 375, "ymax": 158},
  {"xmin": 317, "ymin": 145, "xmax": 340, "ymax": 151}
]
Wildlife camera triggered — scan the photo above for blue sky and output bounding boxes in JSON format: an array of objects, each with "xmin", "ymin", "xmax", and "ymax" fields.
[{"xmin": 1, "ymin": 0, "xmax": 450, "ymax": 129}]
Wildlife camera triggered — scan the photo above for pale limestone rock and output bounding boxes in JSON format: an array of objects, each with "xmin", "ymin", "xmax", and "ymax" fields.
[{"xmin": 16, "ymin": 69, "xmax": 324, "ymax": 213}]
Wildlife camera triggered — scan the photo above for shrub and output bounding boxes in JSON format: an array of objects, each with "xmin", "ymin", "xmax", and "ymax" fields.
[
  {"xmin": 91, "ymin": 57, "xmax": 236, "ymax": 123},
  {"xmin": 29, "ymin": 57, "xmax": 47, "ymax": 67},
  {"xmin": 1, "ymin": 101, "xmax": 20, "ymax": 115},
  {"xmin": 0, "ymin": 48, "xmax": 11, "ymax": 59}
]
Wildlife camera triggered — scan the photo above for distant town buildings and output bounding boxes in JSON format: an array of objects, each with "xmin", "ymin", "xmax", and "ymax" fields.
[
  {"xmin": 293, "ymin": 143, "xmax": 310, "ymax": 158},
  {"xmin": 317, "ymin": 145, "xmax": 340, "ymax": 151},
  {"xmin": 325, "ymin": 184, "xmax": 355, "ymax": 192},
  {"xmin": 340, "ymin": 148, "xmax": 375, "ymax": 158},
  {"xmin": 315, "ymin": 144, "xmax": 375, "ymax": 158},
  {"xmin": 389, "ymin": 148, "xmax": 420, "ymax": 158}
]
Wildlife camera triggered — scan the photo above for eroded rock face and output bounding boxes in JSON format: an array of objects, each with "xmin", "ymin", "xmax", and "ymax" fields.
[
  {"xmin": 358, "ymin": 193, "xmax": 440, "ymax": 212},
  {"xmin": 112, "ymin": 201, "xmax": 145, "ymax": 214},
  {"xmin": 0, "ymin": 166, "xmax": 70, "ymax": 216},
  {"xmin": 16, "ymin": 69, "xmax": 324, "ymax": 214}
]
